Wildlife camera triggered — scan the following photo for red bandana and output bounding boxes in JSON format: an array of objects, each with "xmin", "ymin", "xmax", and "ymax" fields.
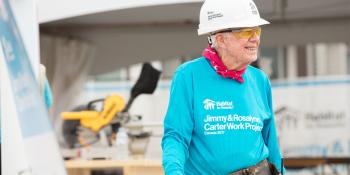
[{"xmin": 202, "ymin": 45, "xmax": 246, "ymax": 83}]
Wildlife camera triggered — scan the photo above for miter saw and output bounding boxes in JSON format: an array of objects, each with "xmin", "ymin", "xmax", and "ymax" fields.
[{"xmin": 61, "ymin": 62, "xmax": 161, "ymax": 159}]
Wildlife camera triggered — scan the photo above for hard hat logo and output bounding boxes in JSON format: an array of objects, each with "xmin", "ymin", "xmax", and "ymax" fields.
[
  {"xmin": 249, "ymin": 2, "xmax": 258, "ymax": 15},
  {"xmin": 197, "ymin": 0, "xmax": 270, "ymax": 36},
  {"xmin": 207, "ymin": 11, "xmax": 224, "ymax": 21}
]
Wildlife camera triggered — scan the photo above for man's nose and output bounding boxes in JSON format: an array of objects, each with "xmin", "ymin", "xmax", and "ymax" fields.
[{"xmin": 248, "ymin": 33, "xmax": 260, "ymax": 42}]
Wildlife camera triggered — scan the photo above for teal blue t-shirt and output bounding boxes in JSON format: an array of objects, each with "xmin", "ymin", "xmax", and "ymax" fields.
[{"xmin": 162, "ymin": 57, "xmax": 285, "ymax": 175}]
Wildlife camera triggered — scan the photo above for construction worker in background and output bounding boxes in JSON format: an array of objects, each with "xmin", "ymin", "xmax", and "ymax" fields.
[{"xmin": 162, "ymin": 0, "xmax": 285, "ymax": 174}]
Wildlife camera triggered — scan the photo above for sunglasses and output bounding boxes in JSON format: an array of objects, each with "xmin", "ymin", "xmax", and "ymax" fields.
[{"xmin": 216, "ymin": 27, "xmax": 262, "ymax": 39}]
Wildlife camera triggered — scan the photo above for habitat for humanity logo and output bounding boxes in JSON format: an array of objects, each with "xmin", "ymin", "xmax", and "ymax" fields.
[
  {"xmin": 249, "ymin": 2, "xmax": 258, "ymax": 15},
  {"xmin": 203, "ymin": 99, "xmax": 233, "ymax": 110}
]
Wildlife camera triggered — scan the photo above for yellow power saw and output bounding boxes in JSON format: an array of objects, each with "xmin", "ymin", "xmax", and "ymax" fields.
[{"xmin": 61, "ymin": 62, "xmax": 161, "ymax": 148}]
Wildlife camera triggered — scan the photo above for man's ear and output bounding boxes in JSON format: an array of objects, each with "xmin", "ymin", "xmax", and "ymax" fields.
[{"xmin": 215, "ymin": 34, "xmax": 226, "ymax": 49}]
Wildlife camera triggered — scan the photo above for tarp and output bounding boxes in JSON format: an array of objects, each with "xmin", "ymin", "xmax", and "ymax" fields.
[{"xmin": 273, "ymin": 76, "xmax": 350, "ymax": 157}]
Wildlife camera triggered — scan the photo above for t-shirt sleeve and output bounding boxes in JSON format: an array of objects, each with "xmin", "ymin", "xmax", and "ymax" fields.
[{"xmin": 161, "ymin": 69, "xmax": 194, "ymax": 175}]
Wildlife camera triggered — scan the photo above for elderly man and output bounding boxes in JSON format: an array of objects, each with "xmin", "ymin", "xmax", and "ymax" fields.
[{"xmin": 162, "ymin": 0, "xmax": 285, "ymax": 174}]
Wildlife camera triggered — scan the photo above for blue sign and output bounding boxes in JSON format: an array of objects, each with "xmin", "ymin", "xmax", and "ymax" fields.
[{"xmin": 0, "ymin": 0, "xmax": 51, "ymax": 138}]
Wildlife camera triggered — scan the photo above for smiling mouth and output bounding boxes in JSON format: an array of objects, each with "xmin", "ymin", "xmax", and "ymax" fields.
[{"xmin": 245, "ymin": 47, "xmax": 257, "ymax": 52}]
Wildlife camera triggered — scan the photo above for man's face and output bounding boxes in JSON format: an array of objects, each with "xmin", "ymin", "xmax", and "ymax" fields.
[{"xmin": 220, "ymin": 27, "xmax": 261, "ymax": 66}]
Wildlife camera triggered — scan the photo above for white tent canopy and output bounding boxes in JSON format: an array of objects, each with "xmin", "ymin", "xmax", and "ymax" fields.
[{"xmin": 38, "ymin": 0, "xmax": 350, "ymax": 75}]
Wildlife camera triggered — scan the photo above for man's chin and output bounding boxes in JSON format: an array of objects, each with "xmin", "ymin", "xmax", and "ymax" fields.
[{"xmin": 247, "ymin": 57, "xmax": 258, "ymax": 64}]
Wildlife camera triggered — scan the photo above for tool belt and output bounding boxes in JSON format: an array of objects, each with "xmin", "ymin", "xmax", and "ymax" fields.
[{"xmin": 229, "ymin": 160, "xmax": 280, "ymax": 175}]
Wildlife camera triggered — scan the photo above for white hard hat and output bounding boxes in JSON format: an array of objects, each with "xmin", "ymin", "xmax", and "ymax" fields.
[{"xmin": 198, "ymin": 0, "xmax": 270, "ymax": 36}]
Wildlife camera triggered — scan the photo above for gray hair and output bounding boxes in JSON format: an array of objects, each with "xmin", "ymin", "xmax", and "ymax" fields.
[
  {"xmin": 209, "ymin": 35, "xmax": 218, "ymax": 49},
  {"xmin": 209, "ymin": 33, "xmax": 230, "ymax": 49}
]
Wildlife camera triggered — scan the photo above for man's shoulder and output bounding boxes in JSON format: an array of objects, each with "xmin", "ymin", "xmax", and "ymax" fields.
[
  {"xmin": 246, "ymin": 65, "xmax": 269, "ymax": 81},
  {"xmin": 247, "ymin": 65, "xmax": 262, "ymax": 73},
  {"xmin": 176, "ymin": 57, "xmax": 208, "ymax": 74}
]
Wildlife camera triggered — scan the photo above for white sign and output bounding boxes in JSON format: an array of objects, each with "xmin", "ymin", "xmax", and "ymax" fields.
[
  {"xmin": 0, "ymin": 0, "xmax": 67, "ymax": 174},
  {"xmin": 273, "ymin": 77, "xmax": 350, "ymax": 157}
]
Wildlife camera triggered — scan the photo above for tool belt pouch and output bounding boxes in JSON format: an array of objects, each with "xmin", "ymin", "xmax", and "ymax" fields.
[{"xmin": 229, "ymin": 160, "xmax": 280, "ymax": 175}]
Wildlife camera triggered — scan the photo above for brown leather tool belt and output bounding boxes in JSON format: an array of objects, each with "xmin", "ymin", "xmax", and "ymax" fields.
[{"xmin": 229, "ymin": 160, "xmax": 273, "ymax": 175}]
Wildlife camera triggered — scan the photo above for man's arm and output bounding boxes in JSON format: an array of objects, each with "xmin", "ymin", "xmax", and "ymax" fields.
[
  {"xmin": 262, "ymin": 78, "xmax": 286, "ymax": 174},
  {"xmin": 162, "ymin": 70, "xmax": 194, "ymax": 175}
]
